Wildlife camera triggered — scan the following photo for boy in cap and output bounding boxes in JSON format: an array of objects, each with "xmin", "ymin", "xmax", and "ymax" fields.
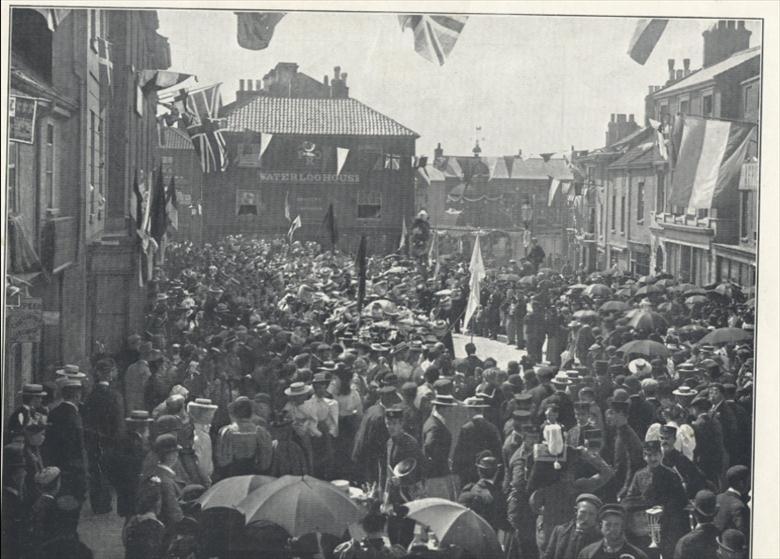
[
  {"xmin": 458, "ymin": 452, "xmax": 509, "ymax": 533},
  {"xmin": 576, "ymin": 503, "xmax": 648, "ymax": 559},
  {"xmin": 143, "ymin": 433, "xmax": 184, "ymax": 529}
]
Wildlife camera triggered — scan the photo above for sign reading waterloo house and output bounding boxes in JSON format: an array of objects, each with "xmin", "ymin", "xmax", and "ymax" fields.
[{"xmin": 258, "ymin": 171, "xmax": 360, "ymax": 184}]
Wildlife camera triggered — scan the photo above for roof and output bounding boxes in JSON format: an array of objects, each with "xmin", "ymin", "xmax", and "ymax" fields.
[
  {"xmin": 159, "ymin": 126, "xmax": 194, "ymax": 150},
  {"xmin": 654, "ymin": 46, "xmax": 760, "ymax": 97},
  {"xmin": 608, "ymin": 133, "xmax": 663, "ymax": 169},
  {"xmin": 224, "ymin": 96, "xmax": 418, "ymax": 137},
  {"xmin": 433, "ymin": 155, "xmax": 572, "ymax": 181},
  {"xmin": 511, "ymin": 157, "xmax": 572, "ymax": 180}
]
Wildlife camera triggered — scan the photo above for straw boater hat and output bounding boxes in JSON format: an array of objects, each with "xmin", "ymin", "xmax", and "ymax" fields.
[
  {"xmin": 331, "ymin": 480, "xmax": 365, "ymax": 499},
  {"xmin": 431, "ymin": 394, "xmax": 458, "ymax": 407},
  {"xmin": 628, "ymin": 358, "xmax": 652, "ymax": 375},
  {"xmin": 284, "ymin": 382, "xmax": 313, "ymax": 398}
]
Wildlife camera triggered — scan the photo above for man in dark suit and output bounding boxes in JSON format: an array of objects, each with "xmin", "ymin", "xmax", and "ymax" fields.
[
  {"xmin": 458, "ymin": 454, "xmax": 509, "ymax": 534},
  {"xmin": 603, "ymin": 399, "xmax": 644, "ymax": 503},
  {"xmin": 689, "ymin": 398, "xmax": 727, "ymax": 489},
  {"xmin": 708, "ymin": 383, "xmax": 740, "ymax": 467},
  {"xmin": 674, "ymin": 490, "xmax": 720, "ymax": 559},
  {"xmin": 42, "ymin": 379, "xmax": 88, "ymax": 534},
  {"xmin": 461, "ymin": 343, "xmax": 484, "ymax": 377},
  {"xmin": 384, "ymin": 408, "xmax": 426, "ymax": 488},
  {"xmin": 141, "ymin": 433, "xmax": 184, "ymax": 530},
  {"xmin": 529, "ymin": 366, "xmax": 555, "ymax": 422},
  {"xmin": 714, "ymin": 465, "xmax": 750, "ymax": 538},
  {"xmin": 422, "ymin": 395, "xmax": 456, "ymax": 499},
  {"xmin": 452, "ymin": 397, "xmax": 503, "ymax": 486},
  {"xmin": 660, "ymin": 424, "xmax": 707, "ymax": 499},
  {"xmin": 542, "ymin": 493, "xmax": 602, "ymax": 559},
  {"xmin": 2, "ymin": 444, "xmax": 30, "ymax": 559},
  {"xmin": 351, "ymin": 386, "xmax": 396, "ymax": 484},
  {"xmin": 576, "ymin": 504, "xmax": 648, "ymax": 559}
]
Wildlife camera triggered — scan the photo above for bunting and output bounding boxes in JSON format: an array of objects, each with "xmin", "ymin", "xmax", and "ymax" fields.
[
  {"xmin": 337, "ymin": 147, "xmax": 350, "ymax": 175},
  {"xmin": 399, "ymin": 14, "xmax": 468, "ymax": 66},
  {"xmin": 548, "ymin": 177, "xmax": 561, "ymax": 206},
  {"xmin": 287, "ymin": 215, "xmax": 302, "ymax": 242},
  {"xmin": 260, "ymin": 133, "xmax": 274, "ymax": 161},
  {"xmin": 627, "ymin": 19, "xmax": 669, "ymax": 65}
]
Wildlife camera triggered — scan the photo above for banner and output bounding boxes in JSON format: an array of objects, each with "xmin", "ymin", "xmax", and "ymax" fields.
[{"xmin": 9, "ymin": 96, "xmax": 37, "ymax": 144}]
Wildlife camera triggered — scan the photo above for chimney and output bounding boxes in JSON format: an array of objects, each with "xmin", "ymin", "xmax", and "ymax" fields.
[
  {"xmin": 617, "ymin": 114, "xmax": 626, "ymax": 123},
  {"xmin": 683, "ymin": 58, "xmax": 691, "ymax": 75},
  {"xmin": 517, "ymin": 149, "xmax": 523, "ymax": 158},
  {"xmin": 611, "ymin": 113, "xmax": 616, "ymax": 122},
  {"xmin": 676, "ymin": 69, "xmax": 684, "ymax": 80},
  {"xmin": 247, "ymin": 80, "xmax": 253, "ymax": 91},
  {"xmin": 667, "ymin": 59, "xmax": 675, "ymax": 83},
  {"xmin": 255, "ymin": 80, "xmax": 262, "ymax": 90},
  {"xmin": 239, "ymin": 79, "xmax": 245, "ymax": 91},
  {"xmin": 702, "ymin": 19, "xmax": 751, "ymax": 67},
  {"xmin": 323, "ymin": 75, "xmax": 329, "ymax": 86},
  {"xmin": 334, "ymin": 66, "xmax": 341, "ymax": 80},
  {"xmin": 341, "ymin": 72, "xmax": 348, "ymax": 85},
  {"xmin": 330, "ymin": 66, "xmax": 349, "ymax": 98},
  {"xmin": 434, "ymin": 143, "xmax": 444, "ymax": 159},
  {"xmin": 648, "ymin": 86, "xmax": 654, "ymax": 94},
  {"xmin": 629, "ymin": 114, "xmax": 635, "ymax": 122}
]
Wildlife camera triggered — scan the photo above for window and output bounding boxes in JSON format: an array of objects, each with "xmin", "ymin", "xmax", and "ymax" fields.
[
  {"xmin": 679, "ymin": 99, "xmax": 689, "ymax": 115},
  {"xmin": 236, "ymin": 190, "xmax": 260, "ymax": 216},
  {"xmin": 658, "ymin": 102, "xmax": 669, "ymax": 120},
  {"xmin": 357, "ymin": 190, "xmax": 382, "ymax": 219},
  {"xmin": 744, "ymin": 85, "xmax": 752, "ymax": 115},
  {"xmin": 98, "ymin": 116, "xmax": 104, "ymax": 196},
  {"xmin": 620, "ymin": 195, "xmax": 626, "ymax": 233},
  {"xmin": 636, "ymin": 181, "xmax": 644, "ymax": 222},
  {"xmin": 632, "ymin": 252, "xmax": 650, "ymax": 276},
  {"xmin": 656, "ymin": 172, "xmax": 665, "ymax": 213},
  {"xmin": 703, "ymin": 94, "xmax": 713, "ymax": 116},
  {"xmin": 611, "ymin": 193, "xmax": 616, "ymax": 230},
  {"xmin": 162, "ymin": 156, "xmax": 174, "ymax": 182},
  {"xmin": 375, "ymin": 153, "xmax": 401, "ymax": 170},
  {"xmin": 740, "ymin": 191, "xmax": 750, "ymax": 238},
  {"xmin": 7, "ymin": 142, "xmax": 19, "ymax": 213},
  {"xmin": 45, "ymin": 123, "xmax": 54, "ymax": 207}
]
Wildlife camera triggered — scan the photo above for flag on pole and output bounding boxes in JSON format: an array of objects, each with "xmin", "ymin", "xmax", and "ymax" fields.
[
  {"xmin": 627, "ymin": 19, "xmax": 669, "ymax": 65},
  {"xmin": 356, "ymin": 235, "xmax": 367, "ymax": 311},
  {"xmin": 399, "ymin": 216, "xmax": 408, "ymax": 252},
  {"xmin": 322, "ymin": 203, "xmax": 338, "ymax": 248},
  {"xmin": 150, "ymin": 165, "xmax": 168, "ymax": 244},
  {"xmin": 284, "ymin": 190, "xmax": 292, "ymax": 222},
  {"xmin": 236, "ymin": 12, "xmax": 286, "ymax": 50},
  {"xmin": 166, "ymin": 175, "xmax": 178, "ymax": 232},
  {"xmin": 139, "ymin": 70, "xmax": 194, "ymax": 93},
  {"xmin": 668, "ymin": 116, "xmax": 754, "ymax": 210},
  {"xmin": 185, "ymin": 84, "xmax": 228, "ymax": 173},
  {"xmin": 463, "ymin": 234, "xmax": 486, "ymax": 332},
  {"xmin": 287, "ymin": 215, "xmax": 301, "ymax": 242},
  {"xmin": 398, "ymin": 14, "xmax": 468, "ymax": 66}
]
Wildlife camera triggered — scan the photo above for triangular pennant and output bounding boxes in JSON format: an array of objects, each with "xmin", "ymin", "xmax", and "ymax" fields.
[
  {"xmin": 260, "ymin": 133, "xmax": 273, "ymax": 160},
  {"xmin": 337, "ymin": 147, "xmax": 350, "ymax": 175}
]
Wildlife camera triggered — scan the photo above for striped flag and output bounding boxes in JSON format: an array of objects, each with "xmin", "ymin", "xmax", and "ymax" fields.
[
  {"xmin": 236, "ymin": 12, "xmax": 286, "ymax": 50},
  {"xmin": 463, "ymin": 234, "xmax": 485, "ymax": 332},
  {"xmin": 185, "ymin": 84, "xmax": 228, "ymax": 173},
  {"xmin": 398, "ymin": 14, "xmax": 468, "ymax": 66},
  {"xmin": 668, "ymin": 116, "xmax": 754, "ymax": 210},
  {"xmin": 627, "ymin": 19, "xmax": 669, "ymax": 64},
  {"xmin": 287, "ymin": 215, "xmax": 301, "ymax": 242},
  {"xmin": 139, "ymin": 70, "xmax": 194, "ymax": 93}
]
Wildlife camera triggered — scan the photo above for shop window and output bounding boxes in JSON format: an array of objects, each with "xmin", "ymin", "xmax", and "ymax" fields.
[
  {"xmin": 633, "ymin": 252, "xmax": 650, "ymax": 276},
  {"xmin": 357, "ymin": 190, "xmax": 382, "ymax": 219},
  {"xmin": 236, "ymin": 190, "xmax": 260, "ymax": 216}
]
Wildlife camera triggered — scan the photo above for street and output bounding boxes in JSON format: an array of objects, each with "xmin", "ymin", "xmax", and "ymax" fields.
[{"xmin": 452, "ymin": 333, "xmax": 527, "ymax": 368}]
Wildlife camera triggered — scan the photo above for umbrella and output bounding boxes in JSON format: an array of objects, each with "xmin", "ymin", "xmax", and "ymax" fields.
[
  {"xmin": 683, "ymin": 287, "xmax": 708, "ymax": 297},
  {"xmin": 599, "ymin": 300, "xmax": 630, "ymax": 313},
  {"xmin": 567, "ymin": 283, "xmax": 588, "ymax": 291},
  {"xmin": 405, "ymin": 498, "xmax": 503, "ymax": 559},
  {"xmin": 628, "ymin": 310, "xmax": 668, "ymax": 331},
  {"xmin": 537, "ymin": 267, "xmax": 556, "ymax": 276},
  {"xmin": 237, "ymin": 475, "xmax": 365, "ymax": 537},
  {"xmin": 588, "ymin": 272, "xmax": 605, "ymax": 282},
  {"xmin": 584, "ymin": 284, "xmax": 612, "ymax": 298},
  {"xmin": 634, "ymin": 284, "xmax": 664, "ymax": 297},
  {"xmin": 637, "ymin": 275, "xmax": 657, "ymax": 285},
  {"xmin": 616, "ymin": 287, "xmax": 635, "ymax": 298},
  {"xmin": 386, "ymin": 266, "xmax": 407, "ymax": 275},
  {"xmin": 668, "ymin": 283, "xmax": 695, "ymax": 293},
  {"xmin": 745, "ymin": 298, "xmax": 755, "ymax": 308},
  {"xmin": 685, "ymin": 295, "xmax": 709, "ymax": 305},
  {"xmin": 657, "ymin": 301, "xmax": 684, "ymax": 314},
  {"xmin": 655, "ymin": 278, "xmax": 677, "ymax": 288},
  {"xmin": 574, "ymin": 310, "xmax": 600, "ymax": 320},
  {"xmin": 198, "ymin": 475, "xmax": 277, "ymax": 510},
  {"xmin": 618, "ymin": 339, "xmax": 670, "ymax": 358},
  {"xmin": 697, "ymin": 327, "xmax": 753, "ymax": 346}
]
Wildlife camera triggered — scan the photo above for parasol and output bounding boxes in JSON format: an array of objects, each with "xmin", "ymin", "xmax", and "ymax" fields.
[
  {"xmin": 616, "ymin": 287, "xmax": 636, "ymax": 298},
  {"xmin": 696, "ymin": 327, "xmax": 753, "ymax": 346},
  {"xmin": 654, "ymin": 278, "xmax": 677, "ymax": 288},
  {"xmin": 573, "ymin": 309, "xmax": 600, "ymax": 320},
  {"xmin": 637, "ymin": 275, "xmax": 657, "ymax": 285},
  {"xmin": 657, "ymin": 301, "xmax": 684, "ymax": 314},
  {"xmin": 634, "ymin": 284, "xmax": 664, "ymax": 297},
  {"xmin": 405, "ymin": 498, "xmax": 503, "ymax": 559},
  {"xmin": 618, "ymin": 339, "xmax": 670, "ymax": 358},
  {"xmin": 685, "ymin": 295, "xmax": 709, "ymax": 306},
  {"xmin": 599, "ymin": 300, "xmax": 630, "ymax": 313},
  {"xmin": 627, "ymin": 310, "xmax": 668, "ymax": 331},
  {"xmin": 519, "ymin": 275, "xmax": 536, "ymax": 286},
  {"xmin": 237, "ymin": 475, "xmax": 365, "ymax": 537},
  {"xmin": 198, "ymin": 475, "xmax": 277, "ymax": 510}
]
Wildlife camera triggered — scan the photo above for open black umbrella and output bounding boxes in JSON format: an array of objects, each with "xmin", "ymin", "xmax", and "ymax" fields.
[
  {"xmin": 618, "ymin": 339, "xmax": 670, "ymax": 358},
  {"xmin": 627, "ymin": 310, "xmax": 668, "ymax": 331},
  {"xmin": 600, "ymin": 300, "xmax": 630, "ymax": 313},
  {"xmin": 697, "ymin": 327, "xmax": 753, "ymax": 346}
]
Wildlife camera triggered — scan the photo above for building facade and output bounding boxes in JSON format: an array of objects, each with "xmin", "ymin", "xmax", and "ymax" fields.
[
  {"xmin": 159, "ymin": 126, "xmax": 205, "ymax": 243},
  {"xmin": 202, "ymin": 64, "xmax": 419, "ymax": 255}
]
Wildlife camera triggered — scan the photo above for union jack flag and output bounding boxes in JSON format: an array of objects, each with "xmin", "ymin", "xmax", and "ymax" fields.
[
  {"xmin": 398, "ymin": 14, "xmax": 468, "ymax": 66},
  {"xmin": 185, "ymin": 84, "xmax": 228, "ymax": 173}
]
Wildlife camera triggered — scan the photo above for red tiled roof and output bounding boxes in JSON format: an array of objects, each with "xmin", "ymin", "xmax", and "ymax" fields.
[
  {"xmin": 159, "ymin": 126, "xmax": 194, "ymax": 150},
  {"xmin": 223, "ymin": 96, "xmax": 418, "ymax": 137}
]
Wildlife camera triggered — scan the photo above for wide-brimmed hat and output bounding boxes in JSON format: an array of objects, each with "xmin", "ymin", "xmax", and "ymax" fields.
[
  {"xmin": 464, "ymin": 396, "xmax": 490, "ymax": 408},
  {"xmin": 284, "ymin": 382, "xmax": 313, "ymax": 397},
  {"xmin": 187, "ymin": 399, "xmax": 218, "ymax": 424},
  {"xmin": 312, "ymin": 372, "xmax": 330, "ymax": 385},
  {"xmin": 21, "ymin": 384, "xmax": 47, "ymax": 397},
  {"xmin": 628, "ymin": 358, "xmax": 652, "ymax": 375},
  {"xmin": 672, "ymin": 385, "xmax": 698, "ymax": 399}
]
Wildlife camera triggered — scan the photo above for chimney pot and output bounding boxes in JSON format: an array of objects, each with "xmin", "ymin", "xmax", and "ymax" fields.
[
  {"xmin": 617, "ymin": 114, "xmax": 626, "ymax": 123},
  {"xmin": 323, "ymin": 75, "xmax": 329, "ymax": 85},
  {"xmin": 718, "ymin": 20, "xmax": 727, "ymax": 29},
  {"xmin": 239, "ymin": 79, "xmax": 245, "ymax": 91},
  {"xmin": 341, "ymin": 72, "xmax": 348, "ymax": 84},
  {"xmin": 648, "ymin": 86, "xmax": 654, "ymax": 94},
  {"xmin": 727, "ymin": 20, "xmax": 736, "ymax": 29},
  {"xmin": 676, "ymin": 69, "xmax": 683, "ymax": 79},
  {"xmin": 334, "ymin": 66, "xmax": 341, "ymax": 79},
  {"xmin": 247, "ymin": 80, "xmax": 253, "ymax": 91},
  {"xmin": 683, "ymin": 58, "xmax": 691, "ymax": 74},
  {"xmin": 611, "ymin": 113, "xmax": 616, "ymax": 122}
]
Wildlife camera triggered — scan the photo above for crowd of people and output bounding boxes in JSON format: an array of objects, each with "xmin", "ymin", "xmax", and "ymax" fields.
[{"xmin": 2, "ymin": 234, "xmax": 755, "ymax": 559}]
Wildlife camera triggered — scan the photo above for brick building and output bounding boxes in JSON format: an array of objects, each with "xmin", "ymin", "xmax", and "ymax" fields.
[
  {"xmin": 202, "ymin": 64, "xmax": 419, "ymax": 255},
  {"xmin": 647, "ymin": 21, "xmax": 760, "ymax": 284},
  {"xmin": 159, "ymin": 126, "xmax": 205, "ymax": 243}
]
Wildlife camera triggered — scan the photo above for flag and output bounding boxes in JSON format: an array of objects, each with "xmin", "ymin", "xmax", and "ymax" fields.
[
  {"xmin": 399, "ymin": 216, "xmax": 408, "ymax": 252},
  {"xmin": 185, "ymin": 84, "xmax": 228, "ymax": 173},
  {"xmin": 322, "ymin": 203, "xmax": 338, "ymax": 248},
  {"xmin": 668, "ymin": 116, "xmax": 754, "ymax": 210},
  {"xmin": 649, "ymin": 118, "xmax": 668, "ymax": 160},
  {"xmin": 356, "ymin": 236, "xmax": 367, "ymax": 311},
  {"xmin": 627, "ymin": 19, "xmax": 669, "ymax": 65},
  {"xmin": 540, "ymin": 152, "xmax": 554, "ymax": 163},
  {"xmin": 548, "ymin": 177, "xmax": 561, "ymax": 206},
  {"xmin": 429, "ymin": 229, "xmax": 440, "ymax": 278},
  {"xmin": 463, "ymin": 235, "xmax": 486, "ymax": 331},
  {"xmin": 32, "ymin": 8, "xmax": 70, "ymax": 32},
  {"xmin": 260, "ymin": 133, "xmax": 273, "ymax": 161},
  {"xmin": 96, "ymin": 37, "xmax": 113, "ymax": 106},
  {"xmin": 236, "ymin": 12, "xmax": 286, "ymax": 50},
  {"xmin": 150, "ymin": 165, "xmax": 168, "ymax": 244},
  {"xmin": 336, "ymin": 147, "xmax": 350, "ymax": 175},
  {"xmin": 284, "ymin": 190, "xmax": 292, "ymax": 222},
  {"xmin": 287, "ymin": 215, "xmax": 301, "ymax": 242},
  {"xmin": 398, "ymin": 14, "xmax": 468, "ymax": 66},
  {"xmin": 140, "ymin": 70, "xmax": 194, "ymax": 93},
  {"xmin": 166, "ymin": 175, "xmax": 178, "ymax": 232}
]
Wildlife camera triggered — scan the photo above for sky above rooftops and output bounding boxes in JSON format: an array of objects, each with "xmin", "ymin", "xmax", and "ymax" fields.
[{"xmin": 158, "ymin": 10, "xmax": 761, "ymax": 158}]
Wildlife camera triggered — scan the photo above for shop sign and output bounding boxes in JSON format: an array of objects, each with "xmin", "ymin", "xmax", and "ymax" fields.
[{"xmin": 7, "ymin": 298, "xmax": 43, "ymax": 343}]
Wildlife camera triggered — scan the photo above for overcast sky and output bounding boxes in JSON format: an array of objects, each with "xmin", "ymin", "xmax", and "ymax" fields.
[{"xmin": 157, "ymin": 10, "xmax": 761, "ymax": 157}]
